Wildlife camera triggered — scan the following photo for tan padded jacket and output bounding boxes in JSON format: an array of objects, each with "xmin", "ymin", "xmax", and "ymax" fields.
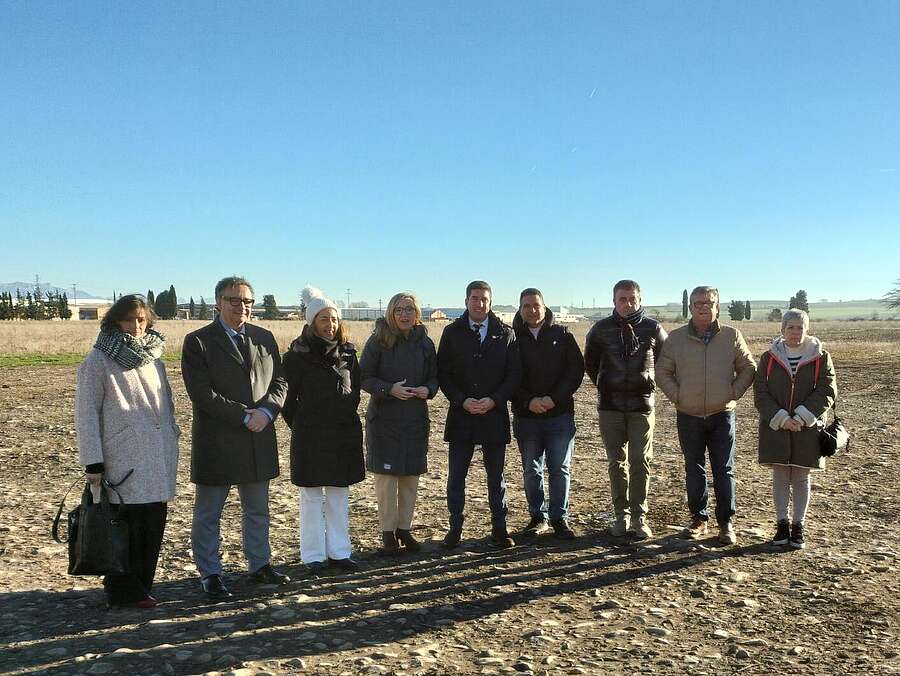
[{"xmin": 656, "ymin": 320, "xmax": 756, "ymax": 417}]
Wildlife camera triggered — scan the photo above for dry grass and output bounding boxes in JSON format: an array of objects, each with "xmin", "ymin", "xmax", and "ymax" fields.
[{"xmin": 0, "ymin": 319, "xmax": 898, "ymax": 361}]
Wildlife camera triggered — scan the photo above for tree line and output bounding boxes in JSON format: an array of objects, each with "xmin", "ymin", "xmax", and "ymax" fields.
[{"xmin": 0, "ymin": 289, "xmax": 72, "ymax": 320}]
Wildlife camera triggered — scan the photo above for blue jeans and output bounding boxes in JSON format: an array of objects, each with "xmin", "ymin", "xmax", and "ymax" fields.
[
  {"xmin": 676, "ymin": 410, "xmax": 737, "ymax": 525},
  {"xmin": 513, "ymin": 413, "xmax": 576, "ymax": 522},
  {"xmin": 446, "ymin": 442, "xmax": 508, "ymax": 530}
]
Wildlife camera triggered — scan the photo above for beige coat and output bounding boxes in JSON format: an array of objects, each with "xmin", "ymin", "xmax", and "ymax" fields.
[
  {"xmin": 657, "ymin": 320, "xmax": 756, "ymax": 417},
  {"xmin": 75, "ymin": 349, "xmax": 180, "ymax": 504}
]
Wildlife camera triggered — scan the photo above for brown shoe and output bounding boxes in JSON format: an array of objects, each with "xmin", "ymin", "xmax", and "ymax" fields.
[
  {"xmin": 718, "ymin": 520, "xmax": 736, "ymax": 545},
  {"xmin": 684, "ymin": 517, "xmax": 708, "ymax": 539},
  {"xmin": 395, "ymin": 528, "xmax": 422, "ymax": 552},
  {"xmin": 381, "ymin": 531, "xmax": 402, "ymax": 556},
  {"xmin": 490, "ymin": 528, "xmax": 515, "ymax": 549}
]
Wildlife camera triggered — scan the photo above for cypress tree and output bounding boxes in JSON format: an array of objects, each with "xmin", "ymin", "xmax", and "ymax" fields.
[
  {"xmin": 682, "ymin": 289, "xmax": 689, "ymax": 319},
  {"xmin": 745, "ymin": 300, "xmax": 751, "ymax": 320}
]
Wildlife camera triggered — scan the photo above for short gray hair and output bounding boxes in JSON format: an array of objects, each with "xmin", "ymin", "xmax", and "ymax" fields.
[
  {"xmin": 215, "ymin": 276, "xmax": 254, "ymax": 300},
  {"xmin": 690, "ymin": 286, "xmax": 719, "ymax": 304},
  {"xmin": 781, "ymin": 308, "xmax": 809, "ymax": 331}
]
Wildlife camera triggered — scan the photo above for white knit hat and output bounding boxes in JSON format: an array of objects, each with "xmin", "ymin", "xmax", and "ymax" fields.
[{"xmin": 302, "ymin": 286, "xmax": 339, "ymax": 324}]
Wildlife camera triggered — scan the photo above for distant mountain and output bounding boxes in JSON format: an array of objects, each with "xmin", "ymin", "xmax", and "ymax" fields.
[{"xmin": 0, "ymin": 282, "xmax": 108, "ymax": 300}]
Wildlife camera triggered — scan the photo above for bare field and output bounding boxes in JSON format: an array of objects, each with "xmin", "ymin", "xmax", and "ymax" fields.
[{"xmin": 0, "ymin": 321, "xmax": 898, "ymax": 675}]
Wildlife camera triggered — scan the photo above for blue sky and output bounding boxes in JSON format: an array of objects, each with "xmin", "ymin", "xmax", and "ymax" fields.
[{"xmin": 2, "ymin": 2, "xmax": 898, "ymax": 308}]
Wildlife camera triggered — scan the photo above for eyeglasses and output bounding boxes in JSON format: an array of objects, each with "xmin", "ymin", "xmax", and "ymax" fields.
[
  {"xmin": 692, "ymin": 301, "xmax": 716, "ymax": 308},
  {"xmin": 394, "ymin": 306, "xmax": 417, "ymax": 315},
  {"xmin": 222, "ymin": 296, "xmax": 255, "ymax": 307}
]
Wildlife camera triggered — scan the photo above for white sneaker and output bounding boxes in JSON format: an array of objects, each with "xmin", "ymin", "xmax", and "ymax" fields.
[
  {"xmin": 631, "ymin": 517, "xmax": 653, "ymax": 540},
  {"xmin": 610, "ymin": 515, "xmax": 629, "ymax": 537}
]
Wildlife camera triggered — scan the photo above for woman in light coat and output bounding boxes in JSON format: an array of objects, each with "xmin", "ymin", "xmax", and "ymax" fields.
[
  {"xmin": 753, "ymin": 308, "xmax": 836, "ymax": 549},
  {"xmin": 282, "ymin": 287, "xmax": 365, "ymax": 573},
  {"xmin": 360, "ymin": 292, "xmax": 438, "ymax": 554},
  {"xmin": 75, "ymin": 294, "xmax": 180, "ymax": 608}
]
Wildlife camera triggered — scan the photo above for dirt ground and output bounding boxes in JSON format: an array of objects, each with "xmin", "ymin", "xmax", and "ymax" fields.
[{"xmin": 0, "ymin": 321, "xmax": 898, "ymax": 675}]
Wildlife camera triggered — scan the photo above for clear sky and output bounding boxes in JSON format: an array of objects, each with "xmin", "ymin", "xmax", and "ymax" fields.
[{"xmin": 2, "ymin": 2, "xmax": 898, "ymax": 308}]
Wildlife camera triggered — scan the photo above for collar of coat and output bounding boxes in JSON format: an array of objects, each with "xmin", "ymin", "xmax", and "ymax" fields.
[
  {"xmin": 767, "ymin": 335, "xmax": 824, "ymax": 373},
  {"xmin": 512, "ymin": 306, "xmax": 556, "ymax": 338},
  {"xmin": 687, "ymin": 318, "xmax": 721, "ymax": 340},
  {"xmin": 454, "ymin": 311, "xmax": 510, "ymax": 339}
]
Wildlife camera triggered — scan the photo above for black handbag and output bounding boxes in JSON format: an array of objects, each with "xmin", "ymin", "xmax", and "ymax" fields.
[
  {"xmin": 52, "ymin": 477, "xmax": 130, "ymax": 576},
  {"xmin": 819, "ymin": 410, "xmax": 849, "ymax": 457}
]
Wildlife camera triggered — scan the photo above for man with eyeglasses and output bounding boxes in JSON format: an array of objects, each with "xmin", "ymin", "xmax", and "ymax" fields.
[
  {"xmin": 438, "ymin": 280, "xmax": 521, "ymax": 549},
  {"xmin": 182, "ymin": 275, "xmax": 289, "ymax": 598},
  {"xmin": 657, "ymin": 286, "xmax": 755, "ymax": 545}
]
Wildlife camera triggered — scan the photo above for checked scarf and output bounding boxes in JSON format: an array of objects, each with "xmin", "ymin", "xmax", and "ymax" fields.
[
  {"xmin": 94, "ymin": 328, "xmax": 166, "ymax": 370},
  {"xmin": 613, "ymin": 308, "xmax": 645, "ymax": 359}
]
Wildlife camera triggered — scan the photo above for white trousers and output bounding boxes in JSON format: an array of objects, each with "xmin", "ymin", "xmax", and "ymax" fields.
[{"xmin": 299, "ymin": 486, "xmax": 351, "ymax": 563}]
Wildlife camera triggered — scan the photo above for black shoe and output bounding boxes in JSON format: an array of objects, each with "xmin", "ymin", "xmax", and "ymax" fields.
[
  {"xmin": 381, "ymin": 531, "xmax": 402, "ymax": 556},
  {"xmin": 395, "ymin": 528, "xmax": 422, "ymax": 552},
  {"xmin": 442, "ymin": 526, "xmax": 462, "ymax": 549},
  {"xmin": 550, "ymin": 519, "xmax": 576, "ymax": 540},
  {"xmin": 301, "ymin": 561, "xmax": 328, "ymax": 577},
  {"xmin": 789, "ymin": 522, "xmax": 806, "ymax": 549},
  {"xmin": 490, "ymin": 528, "xmax": 515, "ymax": 549},
  {"xmin": 328, "ymin": 557, "xmax": 360, "ymax": 571},
  {"xmin": 201, "ymin": 574, "xmax": 233, "ymax": 598},
  {"xmin": 523, "ymin": 515, "xmax": 550, "ymax": 535},
  {"xmin": 249, "ymin": 563, "xmax": 290, "ymax": 585},
  {"xmin": 772, "ymin": 520, "xmax": 790, "ymax": 546}
]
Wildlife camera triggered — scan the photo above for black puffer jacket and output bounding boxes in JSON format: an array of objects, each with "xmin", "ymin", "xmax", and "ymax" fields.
[
  {"xmin": 511, "ymin": 308, "xmax": 585, "ymax": 419},
  {"xmin": 360, "ymin": 321, "xmax": 438, "ymax": 476},
  {"xmin": 282, "ymin": 326, "xmax": 365, "ymax": 488},
  {"xmin": 584, "ymin": 313, "xmax": 668, "ymax": 413},
  {"xmin": 437, "ymin": 312, "xmax": 521, "ymax": 444}
]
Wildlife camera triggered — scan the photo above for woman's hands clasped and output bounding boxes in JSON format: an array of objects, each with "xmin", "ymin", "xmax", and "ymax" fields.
[{"xmin": 390, "ymin": 379, "xmax": 429, "ymax": 400}]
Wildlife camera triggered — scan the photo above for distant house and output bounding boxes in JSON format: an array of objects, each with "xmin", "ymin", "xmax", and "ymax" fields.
[
  {"xmin": 341, "ymin": 307, "xmax": 384, "ymax": 321},
  {"xmin": 67, "ymin": 298, "xmax": 114, "ymax": 321},
  {"xmin": 427, "ymin": 309, "xmax": 448, "ymax": 321}
]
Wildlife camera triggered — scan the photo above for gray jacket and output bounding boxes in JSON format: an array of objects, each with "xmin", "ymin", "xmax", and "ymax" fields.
[
  {"xmin": 75, "ymin": 349, "xmax": 180, "ymax": 504},
  {"xmin": 360, "ymin": 322, "xmax": 438, "ymax": 476}
]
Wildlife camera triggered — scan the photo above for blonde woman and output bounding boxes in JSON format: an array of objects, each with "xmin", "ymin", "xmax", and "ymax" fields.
[{"xmin": 360, "ymin": 292, "xmax": 438, "ymax": 554}]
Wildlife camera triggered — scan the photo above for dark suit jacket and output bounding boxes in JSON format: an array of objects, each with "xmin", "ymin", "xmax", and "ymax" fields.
[
  {"xmin": 182, "ymin": 320, "xmax": 288, "ymax": 485},
  {"xmin": 437, "ymin": 312, "xmax": 521, "ymax": 444}
]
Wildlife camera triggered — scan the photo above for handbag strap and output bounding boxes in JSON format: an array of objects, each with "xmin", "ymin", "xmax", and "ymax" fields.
[
  {"xmin": 51, "ymin": 470, "xmax": 131, "ymax": 544},
  {"xmin": 52, "ymin": 477, "xmax": 84, "ymax": 544}
]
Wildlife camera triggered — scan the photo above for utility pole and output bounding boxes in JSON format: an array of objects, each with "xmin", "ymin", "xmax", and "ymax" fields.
[
  {"xmin": 378, "ymin": 298, "xmax": 382, "ymax": 315},
  {"xmin": 72, "ymin": 284, "xmax": 77, "ymax": 304},
  {"xmin": 346, "ymin": 288, "xmax": 351, "ymax": 309}
]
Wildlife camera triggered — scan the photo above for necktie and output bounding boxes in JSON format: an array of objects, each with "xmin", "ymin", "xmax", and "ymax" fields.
[
  {"xmin": 235, "ymin": 332, "xmax": 252, "ymax": 368},
  {"xmin": 472, "ymin": 323, "xmax": 483, "ymax": 343}
]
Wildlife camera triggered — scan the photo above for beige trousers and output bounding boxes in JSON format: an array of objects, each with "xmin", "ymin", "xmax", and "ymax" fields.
[
  {"xmin": 598, "ymin": 410, "xmax": 655, "ymax": 518},
  {"xmin": 373, "ymin": 473, "xmax": 420, "ymax": 531}
]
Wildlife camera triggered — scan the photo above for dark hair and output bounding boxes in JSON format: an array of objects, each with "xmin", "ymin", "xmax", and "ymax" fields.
[
  {"xmin": 215, "ymin": 276, "xmax": 254, "ymax": 300},
  {"xmin": 519, "ymin": 287, "xmax": 543, "ymax": 303},
  {"xmin": 466, "ymin": 280, "xmax": 492, "ymax": 298},
  {"xmin": 613, "ymin": 280, "xmax": 641, "ymax": 295},
  {"xmin": 100, "ymin": 294, "xmax": 157, "ymax": 335}
]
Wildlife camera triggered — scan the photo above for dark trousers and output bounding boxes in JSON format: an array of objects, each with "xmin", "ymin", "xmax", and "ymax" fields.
[
  {"xmin": 104, "ymin": 502, "xmax": 168, "ymax": 605},
  {"xmin": 676, "ymin": 410, "xmax": 737, "ymax": 525},
  {"xmin": 446, "ymin": 442, "xmax": 508, "ymax": 530}
]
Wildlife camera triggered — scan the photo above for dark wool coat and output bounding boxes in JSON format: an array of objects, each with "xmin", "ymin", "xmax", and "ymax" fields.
[
  {"xmin": 282, "ymin": 329, "xmax": 365, "ymax": 488},
  {"xmin": 182, "ymin": 320, "xmax": 288, "ymax": 485},
  {"xmin": 511, "ymin": 308, "xmax": 585, "ymax": 419},
  {"xmin": 437, "ymin": 312, "xmax": 521, "ymax": 444},
  {"xmin": 754, "ymin": 337, "xmax": 837, "ymax": 470},
  {"xmin": 360, "ymin": 322, "xmax": 439, "ymax": 476},
  {"xmin": 584, "ymin": 313, "xmax": 668, "ymax": 413}
]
